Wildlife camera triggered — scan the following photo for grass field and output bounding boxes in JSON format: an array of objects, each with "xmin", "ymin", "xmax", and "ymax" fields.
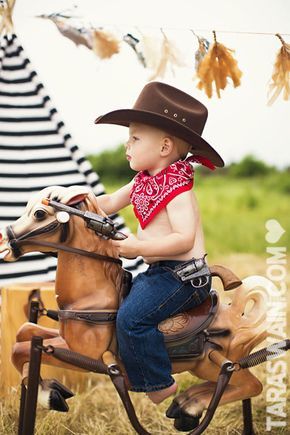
[{"xmin": 1, "ymin": 173, "xmax": 289, "ymax": 434}]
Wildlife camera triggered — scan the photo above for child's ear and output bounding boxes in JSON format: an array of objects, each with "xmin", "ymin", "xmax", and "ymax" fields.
[{"xmin": 160, "ymin": 137, "xmax": 174, "ymax": 156}]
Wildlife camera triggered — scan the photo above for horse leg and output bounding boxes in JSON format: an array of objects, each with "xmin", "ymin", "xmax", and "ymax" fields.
[
  {"xmin": 16, "ymin": 321, "xmax": 60, "ymax": 343},
  {"xmin": 12, "ymin": 334, "xmax": 81, "ymax": 412},
  {"xmin": 168, "ymin": 381, "xmax": 217, "ymax": 416},
  {"xmin": 169, "ymin": 369, "xmax": 262, "ymax": 425}
]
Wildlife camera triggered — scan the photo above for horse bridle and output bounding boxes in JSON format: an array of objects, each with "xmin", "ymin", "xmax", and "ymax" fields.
[{"xmin": 6, "ymin": 199, "xmax": 123, "ymax": 266}]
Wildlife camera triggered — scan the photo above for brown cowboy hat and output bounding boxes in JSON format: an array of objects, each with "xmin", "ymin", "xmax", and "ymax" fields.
[{"xmin": 95, "ymin": 81, "xmax": 224, "ymax": 167}]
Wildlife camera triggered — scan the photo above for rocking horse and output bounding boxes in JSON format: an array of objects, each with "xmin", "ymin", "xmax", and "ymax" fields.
[{"xmin": 0, "ymin": 186, "xmax": 289, "ymax": 435}]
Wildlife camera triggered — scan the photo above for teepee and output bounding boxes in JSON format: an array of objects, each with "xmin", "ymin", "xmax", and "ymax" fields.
[{"xmin": 0, "ymin": 34, "xmax": 145, "ymax": 285}]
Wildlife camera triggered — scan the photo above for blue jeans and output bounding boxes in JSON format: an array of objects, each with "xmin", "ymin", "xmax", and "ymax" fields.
[{"xmin": 116, "ymin": 259, "xmax": 212, "ymax": 392}]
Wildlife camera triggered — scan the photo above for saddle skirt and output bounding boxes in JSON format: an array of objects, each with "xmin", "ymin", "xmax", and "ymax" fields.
[{"xmin": 159, "ymin": 290, "xmax": 220, "ymax": 360}]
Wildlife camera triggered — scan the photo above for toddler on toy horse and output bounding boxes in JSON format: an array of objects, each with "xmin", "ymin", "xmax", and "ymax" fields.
[
  {"xmin": 53, "ymin": 82, "xmax": 224, "ymax": 404},
  {"xmin": 96, "ymin": 82, "xmax": 224, "ymax": 404}
]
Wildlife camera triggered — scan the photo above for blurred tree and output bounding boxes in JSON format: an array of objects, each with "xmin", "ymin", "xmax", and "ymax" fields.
[
  {"xmin": 228, "ymin": 154, "xmax": 275, "ymax": 177},
  {"xmin": 87, "ymin": 148, "xmax": 282, "ymax": 183}
]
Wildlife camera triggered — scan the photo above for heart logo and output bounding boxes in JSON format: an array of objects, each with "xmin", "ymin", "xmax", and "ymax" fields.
[{"xmin": 265, "ymin": 219, "xmax": 285, "ymax": 244}]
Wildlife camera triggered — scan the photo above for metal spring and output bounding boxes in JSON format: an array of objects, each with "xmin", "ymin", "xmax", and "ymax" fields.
[
  {"xmin": 45, "ymin": 346, "xmax": 109, "ymax": 375},
  {"xmin": 238, "ymin": 339, "xmax": 290, "ymax": 369}
]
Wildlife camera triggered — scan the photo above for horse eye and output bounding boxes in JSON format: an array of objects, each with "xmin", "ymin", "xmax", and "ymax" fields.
[{"xmin": 34, "ymin": 209, "xmax": 47, "ymax": 221}]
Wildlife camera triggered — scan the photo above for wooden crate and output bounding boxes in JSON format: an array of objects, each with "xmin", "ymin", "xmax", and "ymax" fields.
[{"xmin": 0, "ymin": 282, "xmax": 94, "ymax": 395}]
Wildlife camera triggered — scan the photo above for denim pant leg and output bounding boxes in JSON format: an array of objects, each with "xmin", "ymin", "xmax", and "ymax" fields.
[{"xmin": 116, "ymin": 264, "xmax": 211, "ymax": 392}]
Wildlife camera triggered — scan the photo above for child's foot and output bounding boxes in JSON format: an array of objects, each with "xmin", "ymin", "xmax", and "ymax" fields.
[{"xmin": 146, "ymin": 382, "xmax": 178, "ymax": 404}]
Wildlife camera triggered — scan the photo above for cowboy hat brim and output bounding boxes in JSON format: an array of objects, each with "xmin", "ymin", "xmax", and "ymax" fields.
[{"xmin": 95, "ymin": 109, "xmax": 224, "ymax": 167}]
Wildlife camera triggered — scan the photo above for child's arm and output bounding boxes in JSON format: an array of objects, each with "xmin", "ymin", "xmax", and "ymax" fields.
[
  {"xmin": 113, "ymin": 190, "xmax": 197, "ymax": 258},
  {"xmin": 97, "ymin": 179, "xmax": 134, "ymax": 215}
]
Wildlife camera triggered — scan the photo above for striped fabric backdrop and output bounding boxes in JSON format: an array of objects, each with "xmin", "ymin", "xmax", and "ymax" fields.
[{"xmin": 0, "ymin": 34, "xmax": 145, "ymax": 286}]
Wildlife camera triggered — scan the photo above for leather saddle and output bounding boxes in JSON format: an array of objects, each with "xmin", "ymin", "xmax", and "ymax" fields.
[{"xmin": 158, "ymin": 290, "xmax": 229, "ymax": 360}]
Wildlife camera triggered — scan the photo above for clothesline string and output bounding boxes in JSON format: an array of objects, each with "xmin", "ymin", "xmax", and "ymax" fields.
[
  {"xmin": 193, "ymin": 29, "xmax": 290, "ymax": 37},
  {"xmin": 32, "ymin": 15, "xmax": 290, "ymax": 38}
]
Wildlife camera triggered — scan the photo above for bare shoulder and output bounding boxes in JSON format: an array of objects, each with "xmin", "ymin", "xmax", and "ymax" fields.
[
  {"xmin": 166, "ymin": 189, "xmax": 199, "ymax": 213},
  {"xmin": 165, "ymin": 190, "xmax": 199, "ymax": 236}
]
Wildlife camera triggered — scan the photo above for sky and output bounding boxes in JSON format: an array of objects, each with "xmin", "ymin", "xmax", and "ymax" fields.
[{"xmin": 12, "ymin": 0, "xmax": 290, "ymax": 168}]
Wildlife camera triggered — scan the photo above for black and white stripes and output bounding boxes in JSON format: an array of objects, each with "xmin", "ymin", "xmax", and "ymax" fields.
[{"xmin": 0, "ymin": 34, "xmax": 145, "ymax": 285}]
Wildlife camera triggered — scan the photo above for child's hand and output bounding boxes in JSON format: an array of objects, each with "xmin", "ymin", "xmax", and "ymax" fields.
[{"xmin": 112, "ymin": 234, "xmax": 140, "ymax": 259}]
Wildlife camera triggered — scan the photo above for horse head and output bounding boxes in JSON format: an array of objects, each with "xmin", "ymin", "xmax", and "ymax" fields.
[
  {"xmin": 0, "ymin": 185, "xmax": 124, "ymax": 311},
  {"xmin": 0, "ymin": 185, "xmax": 116, "ymax": 262}
]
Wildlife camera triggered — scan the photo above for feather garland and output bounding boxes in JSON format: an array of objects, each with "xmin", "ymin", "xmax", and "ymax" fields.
[
  {"xmin": 267, "ymin": 34, "xmax": 290, "ymax": 105},
  {"xmin": 91, "ymin": 29, "xmax": 120, "ymax": 59},
  {"xmin": 150, "ymin": 29, "xmax": 185, "ymax": 80},
  {"xmin": 196, "ymin": 31, "xmax": 242, "ymax": 98},
  {"xmin": 41, "ymin": 15, "xmax": 120, "ymax": 60}
]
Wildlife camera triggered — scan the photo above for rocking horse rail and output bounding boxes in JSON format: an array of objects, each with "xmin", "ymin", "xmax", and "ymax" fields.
[
  {"xmin": 108, "ymin": 367, "xmax": 151, "ymax": 435},
  {"xmin": 242, "ymin": 399, "xmax": 255, "ymax": 435},
  {"xmin": 188, "ymin": 361, "xmax": 234, "ymax": 435},
  {"xmin": 18, "ymin": 301, "xmax": 40, "ymax": 435},
  {"xmin": 21, "ymin": 336, "xmax": 43, "ymax": 435}
]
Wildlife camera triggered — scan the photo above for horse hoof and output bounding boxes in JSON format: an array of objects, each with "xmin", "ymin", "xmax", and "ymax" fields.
[
  {"xmin": 49, "ymin": 389, "xmax": 69, "ymax": 412},
  {"xmin": 166, "ymin": 400, "xmax": 181, "ymax": 418},
  {"xmin": 174, "ymin": 412, "xmax": 202, "ymax": 432},
  {"xmin": 38, "ymin": 379, "xmax": 74, "ymax": 412},
  {"xmin": 47, "ymin": 379, "xmax": 74, "ymax": 399}
]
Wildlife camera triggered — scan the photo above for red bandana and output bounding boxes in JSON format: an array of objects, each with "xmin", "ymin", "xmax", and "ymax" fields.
[{"xmin": 130, "ymin": 159, "xmax": 195, "ymax": 229}]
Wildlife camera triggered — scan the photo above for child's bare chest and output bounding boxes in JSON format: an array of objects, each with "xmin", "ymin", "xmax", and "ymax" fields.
[{"xmin": 137, "ymin": 208, "xmax": 172, "ymax": 240}]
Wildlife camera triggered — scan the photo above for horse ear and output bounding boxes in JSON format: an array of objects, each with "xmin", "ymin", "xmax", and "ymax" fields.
[{"xmin": 67, "ymin": 193, "xmax": 88, "ymax": 205}]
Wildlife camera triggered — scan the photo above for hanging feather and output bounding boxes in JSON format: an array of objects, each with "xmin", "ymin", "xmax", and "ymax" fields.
[
  {"xmin": 139, "ymin": 33, "xmax": 160, "ymax": 71},
  {"xmin": 91, "ymin": 29, "xmax": 120, "ymax": 59},
  {"xmin": 196, "ymin": 31, "xmax": 242, "ymax": 98},
  {"xmin": 194, "ymin": 35, "xmax": 210, "ymax": 71},
  {"xmin": 123, "ymin": 33, "xmax": 146, "ymax": 67},
  {"xmin": 268, "ymin": 34, "xmax": 290, "ymax": 105},
  {"xmin": 0, "ymin": 0, "xmax": 15, "ymax": 35},
  {"xmin": 43, "ymin": 16, "xmax": 92, "ymax": 49},
  {"xmin": 150, "ymin": 29, "xmax": 185, "ymax": 80}
]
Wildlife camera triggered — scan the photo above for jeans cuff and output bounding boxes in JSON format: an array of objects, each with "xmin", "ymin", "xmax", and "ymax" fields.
[{"xmin": 129, "ymin": 378, "xmax": 175, "ymax": 393}]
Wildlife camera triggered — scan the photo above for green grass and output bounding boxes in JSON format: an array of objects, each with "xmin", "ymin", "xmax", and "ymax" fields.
[{"xmin": 101, "ymin": 173, "xmax": 290, "ymax": 257}]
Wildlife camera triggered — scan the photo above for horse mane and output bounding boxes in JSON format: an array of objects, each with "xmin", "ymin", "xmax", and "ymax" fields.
[{"xmin": 81, "ymin": 192, "xmax": 124, "ymax": 295}]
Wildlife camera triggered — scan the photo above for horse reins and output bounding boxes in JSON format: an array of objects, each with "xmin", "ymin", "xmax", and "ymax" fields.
[
  {"xmin": 6, "ymin": 203, "xmax": 122, "ymax": 266},
  {"xmin": 23, "ymin": 239, "xmax": 122, "ymax": 265}
]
